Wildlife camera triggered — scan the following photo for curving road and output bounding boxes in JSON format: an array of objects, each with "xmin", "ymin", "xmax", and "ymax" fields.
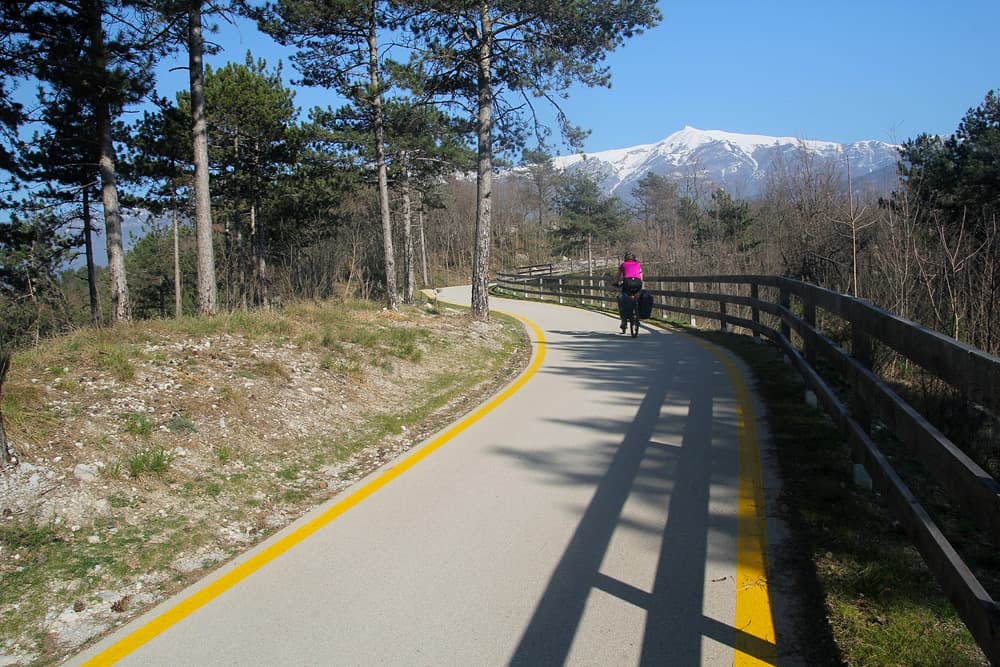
[{"xmin": 69, "ymin": 286, "xmax": 782, "ymax": 666}]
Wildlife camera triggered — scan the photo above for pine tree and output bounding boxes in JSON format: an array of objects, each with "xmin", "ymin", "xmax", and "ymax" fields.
[
  {"xmin": 196, "ymin": 56, "xmax": 298, "ymax": 309},
  {"xmin": 552, "ymin": 171, "xmax": 628, "ymax": 261},
  {"xmin": 405, "ymin": 0, "xmax": 661, "ymax": 317},
  {"xmin": 257, "ymin": 0, "xmax": 408, "ymax": 310},
  {"xmin": 125, "ymin": 98, "xmax": 193, "ymax": 317},
  {"xmin": 24, "ymin": 0, "xmax": 161, "ymax": 323}
]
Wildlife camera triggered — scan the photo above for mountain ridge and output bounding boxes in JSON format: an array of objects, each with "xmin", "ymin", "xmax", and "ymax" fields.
[{"xmin": 547, "ymin": 126, "xmax": 900, "ymax": 201}]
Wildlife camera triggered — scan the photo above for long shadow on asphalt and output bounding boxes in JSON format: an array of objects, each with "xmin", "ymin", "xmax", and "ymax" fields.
[{"xmin": 499, "ymin": 325, "xmax": 772, "ymax": 666}]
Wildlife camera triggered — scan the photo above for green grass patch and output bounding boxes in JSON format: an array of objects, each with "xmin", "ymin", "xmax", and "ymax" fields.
[
  {"xmin": 251, "ymin": 359, "xmax": 290, "ymax": 380},
  {"xmin": 165, "ymin": 415, "xmax": 196, "ymax": 433},
  {"xmin": 126, "ymin": 446, "xmax": 174, "ymax": 477},
  {"xmin": 123, "ymin": 412, "xmax": 154, "ymax": 438},
  {"xmin": 95, "ymin": 342, "xmax": 135, "ymax": 382}
]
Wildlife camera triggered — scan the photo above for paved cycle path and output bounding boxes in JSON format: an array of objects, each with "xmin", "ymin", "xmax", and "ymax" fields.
[{"xmin": 70, "ymin": 287, "xmax": 781, "ymax": 666}]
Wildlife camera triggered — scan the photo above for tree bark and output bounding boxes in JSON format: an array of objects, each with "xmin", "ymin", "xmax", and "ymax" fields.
[
  {"xmin": 189, "ymin": 0, "xmax": 217, "ymax": 316},
  {"xmin": 85, "ymin": 0, "xmax": 130, "ymax": 322},
  {"xmin": 471, "ymin": 0, "xmax": 493, "ymax": 319},
  {"xmin": 369, "ymin": 7, "xmax": 398, "ymax": 311}
]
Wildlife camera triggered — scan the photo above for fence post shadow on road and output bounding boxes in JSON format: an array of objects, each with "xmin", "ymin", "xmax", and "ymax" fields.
[{"xmin": 495, "ymin": 328, "xmax": 776, "ymax": 666}]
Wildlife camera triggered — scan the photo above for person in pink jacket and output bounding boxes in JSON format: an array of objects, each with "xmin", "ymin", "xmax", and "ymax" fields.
[{"xmin": 616, "ymin": 252, "xmax": 643, "ymax": 333}]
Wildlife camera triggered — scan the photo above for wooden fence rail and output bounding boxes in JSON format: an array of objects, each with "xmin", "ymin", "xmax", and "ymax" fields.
[{"xmin": 494, "ymin": 271, "xmax": 1000, "ymax": 664}]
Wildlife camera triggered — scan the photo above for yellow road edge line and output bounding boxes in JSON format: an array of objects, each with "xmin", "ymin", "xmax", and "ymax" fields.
[
  {"xmin": 81, "ymin": 310, "xmax": 546, "ymax": 666},
  {"xmin": 679, "ymin": 331, "xmax": 777, "ymax": 665}
]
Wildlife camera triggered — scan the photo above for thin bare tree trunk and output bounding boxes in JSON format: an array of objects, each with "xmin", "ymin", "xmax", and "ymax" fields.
[
  {"xmin": 401, "ymin": 154, "xmax": 415, "ymax": 303},
  {"xmin": 82, "ymin": 186, "xmax": 100, "ymax": 325},
  {"xmin": 0, "ymin": 352, "xmax": 10, "ymax": 465},
  {"xmin": 251, "ymin": 203, "xmax": 269, "ymax": 308},
  {"xmin": 418, "ymin": 195, "xmax": 428, "ymax": 287},
  {"xmin": 173, "ymin": 201, "xmax": 182, "ymax": 317},
  {"xmin": 189, "ymin": 0, "xmax": 217, "ymax": 316}
]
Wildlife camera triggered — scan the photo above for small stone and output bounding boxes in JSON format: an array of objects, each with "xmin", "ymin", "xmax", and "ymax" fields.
[{"xmin": 74, "ymin": 463, "xmax": 99, "ymax": 482}]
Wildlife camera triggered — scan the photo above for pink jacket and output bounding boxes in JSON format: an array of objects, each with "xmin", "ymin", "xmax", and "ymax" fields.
[{"xmin": 620, "ymin": 260, "xmax": 643, "ymax": 280}]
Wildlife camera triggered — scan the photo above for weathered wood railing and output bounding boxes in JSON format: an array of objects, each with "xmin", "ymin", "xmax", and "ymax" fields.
[
  {"xmin": 511, "ymin": 263, "xmax": 554, "ymax": 277},
  {"xmin": 494, "ymin": 270, "xmax": 1000, "ymax": 663}
]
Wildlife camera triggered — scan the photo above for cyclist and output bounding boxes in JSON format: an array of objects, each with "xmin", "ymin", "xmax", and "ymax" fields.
[{"xmin": 616, "ymin": 251, "xmax": 643, "ymax": 333}]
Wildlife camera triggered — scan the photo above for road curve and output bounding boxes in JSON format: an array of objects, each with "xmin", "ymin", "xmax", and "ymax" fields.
[{"xmin": 69, "ymin": 287, "xmax": 778, "ymax": 666}]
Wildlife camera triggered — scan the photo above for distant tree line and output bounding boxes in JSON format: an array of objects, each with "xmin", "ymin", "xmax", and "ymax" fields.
[
  {"xmin": 1, "ymin": 0, "xmax": 997, "ymax": 368},
  {"xmin": 0, "ymin": 0, "xmax": 662, "ymax": 352}
]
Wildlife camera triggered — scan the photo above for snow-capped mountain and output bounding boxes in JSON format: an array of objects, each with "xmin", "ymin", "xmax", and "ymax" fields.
[{"xmin": 549, "ymin": 126, "xmax": 900, "ymax": 202}]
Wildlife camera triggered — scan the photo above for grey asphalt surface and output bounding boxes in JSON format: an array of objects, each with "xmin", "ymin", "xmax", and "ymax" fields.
[{"xmin": 69, "ymin": 286, "xmax": 774, "ymax": 666}]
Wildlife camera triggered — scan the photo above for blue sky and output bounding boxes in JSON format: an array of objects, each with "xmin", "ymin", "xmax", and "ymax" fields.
[{"xmin": 157, "ymin": 1, "xmax": 999, "ymax": 154}]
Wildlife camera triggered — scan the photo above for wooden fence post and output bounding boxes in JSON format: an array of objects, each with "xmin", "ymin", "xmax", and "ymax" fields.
[
  {"xmin": 750, "ymin": 282, "xmax": 761, "ymax": 343},
  {"xmin": 779, "ymin": 287, "xmax": 791, "ymax": 342},
  {"xmin": 851, "ymin": 320, "xmax": 874, "ymax": 488},
  {"xmin": 720, "ymin": 299, "xmax": 728, "ymax": 332},
  {"xmin": 804, "ymin": 300, "xmax": 816, "ymax": 366},
  {"xmin": 689, "ymin": 281, "xmax": 696, "ymax": 327}
]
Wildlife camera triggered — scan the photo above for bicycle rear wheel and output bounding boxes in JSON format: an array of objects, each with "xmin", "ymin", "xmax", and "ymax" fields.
[{"xmin": 630, "ymin": 301, "xmax": 639, "ymax": 337}]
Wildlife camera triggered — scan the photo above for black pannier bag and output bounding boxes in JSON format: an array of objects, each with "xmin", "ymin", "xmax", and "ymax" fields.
[{"xmin": 638, "ymin": 290, "xmax": 653, "ymax": 319}]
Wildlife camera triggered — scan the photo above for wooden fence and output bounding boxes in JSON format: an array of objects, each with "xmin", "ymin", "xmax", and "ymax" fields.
[{"xmin": 494, "ymin": 270, "xmax": 1000, "ymax": 663}]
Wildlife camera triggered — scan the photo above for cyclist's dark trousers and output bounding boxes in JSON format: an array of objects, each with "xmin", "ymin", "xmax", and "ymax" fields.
[
  {"xmin": 622, "ymin": 277, "xmax": 642, "ymax": 295},
  {"xmin": 619, "ymin": 278, "xmax": 643, "ymax": 325}
]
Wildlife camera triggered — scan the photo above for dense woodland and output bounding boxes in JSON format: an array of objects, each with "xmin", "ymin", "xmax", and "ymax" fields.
[{"xmin": 0, "ymin": 1, "xmax": 998, "ymax": 369}]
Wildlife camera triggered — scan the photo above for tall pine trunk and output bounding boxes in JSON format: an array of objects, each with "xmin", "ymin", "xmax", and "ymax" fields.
[
  {"xmin": 470, "ymin": 1, "xmax": 493, "ymax": 319},
  {"xmin": 189, "ymin": 0, "xmax": 217, "ymax": 316},
  {"xmin": 369, "ymin": 7, "xmax": 398, "ymax": 311},
  {"xmin": 88, "ymin": 0, "xmax": 130, "ymax": 322}
]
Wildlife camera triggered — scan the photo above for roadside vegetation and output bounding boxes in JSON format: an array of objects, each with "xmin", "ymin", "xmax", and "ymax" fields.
[
  {"xmin": 697, "ymin": 328, "xmax": 989, "ymax": 666},
  {"xmin": 0, "ymin": 297, "xmax": 528, "ymax": 665}
]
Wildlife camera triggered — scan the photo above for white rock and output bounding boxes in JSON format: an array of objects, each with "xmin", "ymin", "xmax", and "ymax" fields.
[{"xmin": 74, "ymin": 463, "xmax": 100, "ymax": 482}]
